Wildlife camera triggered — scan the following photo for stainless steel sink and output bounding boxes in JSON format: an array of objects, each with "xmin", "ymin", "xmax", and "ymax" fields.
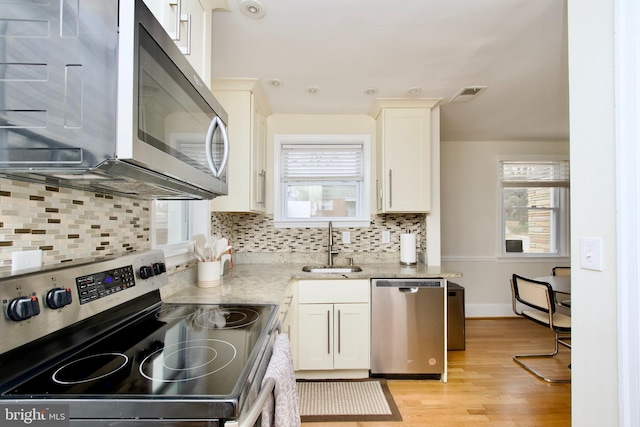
[{"xmin": 302, "ymin": 265, "xmax": 363, "ymax": 273}]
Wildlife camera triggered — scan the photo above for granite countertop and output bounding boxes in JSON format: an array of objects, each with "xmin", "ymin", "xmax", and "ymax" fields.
[{"xmin": 162, "ymin": 263, "xmax": 462, "ymax": 306}]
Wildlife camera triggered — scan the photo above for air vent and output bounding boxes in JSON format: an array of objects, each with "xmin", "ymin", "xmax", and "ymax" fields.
[{"xmin": 449, "ymin": 86, "xmax": 488, "ymax": 103}]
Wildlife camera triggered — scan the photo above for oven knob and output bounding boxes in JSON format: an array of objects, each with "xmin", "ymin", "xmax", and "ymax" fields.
[
  {"xmin": 7, "ymin": 295, "xmax": 40, "ymax": 321},
  {"xmin": 46, "ymin": 287, "xmax": 73, "ymax": 309},
  {"xmin": 140, "ymin": 265, "xmax": 154, "ymax": 279},
  {"xmin": 152, "ymin": 262, "xmax": 166, "ymax": 275}
]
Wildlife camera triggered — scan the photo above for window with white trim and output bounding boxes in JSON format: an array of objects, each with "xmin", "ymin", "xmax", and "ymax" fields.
[
  {"xmin": 151, "ymin": 200, "xmax": 209, "ymax": 259},
  {"xmin": 500, "ymin": 160, "xmax": 570, "ymax": 256},
  {"xmin": 274, "ymin": 135, "xmax": 370, "ymax": 227}
]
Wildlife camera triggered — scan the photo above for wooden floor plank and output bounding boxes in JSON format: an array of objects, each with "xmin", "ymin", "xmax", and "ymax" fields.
[{"xmin": 300, "ymin": 317, "xmax": 571, "ymax": 427}]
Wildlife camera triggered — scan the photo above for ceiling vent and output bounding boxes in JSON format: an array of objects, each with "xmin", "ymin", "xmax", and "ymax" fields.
[{"xmin": 449, "ymin": 86, "xmax": 488, "ymax": 103}]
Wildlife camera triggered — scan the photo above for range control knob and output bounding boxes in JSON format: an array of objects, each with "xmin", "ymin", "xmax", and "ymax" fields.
[
  {"xmin": 46, "ymin": 287, "xmax": 73, "ymax": 309},
  {"xmin": 140, "ymin": 265, "xmax": 154, "ymax": 279},
  {"xmin": 152, "ymin": 262, "xmax": 166, "ymax": 275},
  {"xmin": 7, "ymin": 296, "xmax": 41, "ymax": 322}
]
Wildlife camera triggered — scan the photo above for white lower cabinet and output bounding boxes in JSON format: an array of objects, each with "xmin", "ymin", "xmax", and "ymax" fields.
[{"xmin": 296, "ymin": 279, "xmax": 370, "ymax": 379}]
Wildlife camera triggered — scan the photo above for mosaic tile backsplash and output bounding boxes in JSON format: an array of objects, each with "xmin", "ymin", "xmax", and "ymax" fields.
[
  {"xmin": 1, "ymin": 178, "xmax": 427, "ymax": 268},
  {"xmin": 0, "ymin": 178, "xmax": 150, "ymax": 267},
  {"xmin": 212, "ymin": 213, "xmax": 427, "ymax": 256}
]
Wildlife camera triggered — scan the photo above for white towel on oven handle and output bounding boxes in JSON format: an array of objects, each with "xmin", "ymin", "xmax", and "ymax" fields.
[{"xmin": 261, "ymin": 333, "xmax": 300, "ymax": 427}]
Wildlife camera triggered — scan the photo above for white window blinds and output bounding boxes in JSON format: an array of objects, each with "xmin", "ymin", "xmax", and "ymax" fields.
[
  {"xmin": 500, "ymin": 161, "xmax": 570, "ymax": 187},
  {"xmin": 281, "ymin": 144, "xmax": 364, "ymax": 181}
]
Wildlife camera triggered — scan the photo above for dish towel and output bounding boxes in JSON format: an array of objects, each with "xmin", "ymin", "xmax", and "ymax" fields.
[{"xmin": 261, "ymin": 333, "xmax": 300, "ymax": 427}]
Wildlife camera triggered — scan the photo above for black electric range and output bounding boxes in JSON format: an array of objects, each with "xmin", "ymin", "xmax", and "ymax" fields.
[{"xmin": 0, "ymin": 250, "xmax": 277, "ymax": 426}]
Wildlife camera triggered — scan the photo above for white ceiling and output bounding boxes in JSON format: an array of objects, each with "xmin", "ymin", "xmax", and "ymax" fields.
[{"xmin": 211, "ymin": 0, "xmax": 569, "ymax": 141}]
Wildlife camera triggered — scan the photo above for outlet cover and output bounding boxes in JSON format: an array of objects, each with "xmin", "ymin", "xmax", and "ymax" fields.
[
  {"xmin": 381, "ymin": 230, "xmax": 390, "ymax": 243},
  {"xmin": 12, "ymin": 250, "xmax": 43, "ymax": 272},
  {"xmin": 342, "ymin": 231, "xmax": 351, "ymax": 244}
]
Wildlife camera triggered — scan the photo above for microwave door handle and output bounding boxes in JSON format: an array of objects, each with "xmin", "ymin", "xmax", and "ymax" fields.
[
  {"xmin": 205, "ymin": 116, "xmax": 229, "ymax": 178},
  {"xmin": 217, "ymin": 118, "xmax": 229, "ymax": 177}
]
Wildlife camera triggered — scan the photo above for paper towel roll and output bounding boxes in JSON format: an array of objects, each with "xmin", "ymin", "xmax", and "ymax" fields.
[{"xmin": 400, "ymin": 233, "xmax": 417, "ymax": 265}]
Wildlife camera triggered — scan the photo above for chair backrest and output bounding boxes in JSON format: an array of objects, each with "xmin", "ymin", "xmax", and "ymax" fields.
[
  {"xmin": 512, "ymin": 274, "xmax": 556, "ymax": 314},
  {"xmin": 552, "ymin": 266, "xmax": 571, "ymax": 277}
]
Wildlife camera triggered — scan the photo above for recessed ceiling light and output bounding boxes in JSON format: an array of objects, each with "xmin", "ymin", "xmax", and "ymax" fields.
[
  {"xmin": 407, "ymin": 87, "xmax": 422, "ymax": 95},
  {"xmin": 267, "ymin": 79, "xmax": 283, "ymax": 88},
  {"xmin": 306, "ymin": 86, "xmax": 319, "ymax": 94},
  {"xmin": 364, "ymin": 87, "xmax": 379, "ymax": 95},
  {"xmin": 239, "ymin": 0, "xmax": 266, "ymax": 19}
]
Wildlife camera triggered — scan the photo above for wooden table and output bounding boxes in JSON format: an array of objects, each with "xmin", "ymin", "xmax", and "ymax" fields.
[{"xmin": 535, "ymin": 275, "xmax": 571, "ymax": 307}]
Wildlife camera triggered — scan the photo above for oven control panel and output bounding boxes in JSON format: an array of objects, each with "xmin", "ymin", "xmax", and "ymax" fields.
[
  {"xmin": 0, "ymin": 250, "xmax": 168, "ymax": 354},
  {"xmin": 76, "ymin": 265, "xmax": 136, "ymax": 304}
]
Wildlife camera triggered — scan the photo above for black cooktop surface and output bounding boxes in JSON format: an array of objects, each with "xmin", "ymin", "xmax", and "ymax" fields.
[{"xmin": 3, "ymin": 303, "xmax": 276, "ymax": 398}]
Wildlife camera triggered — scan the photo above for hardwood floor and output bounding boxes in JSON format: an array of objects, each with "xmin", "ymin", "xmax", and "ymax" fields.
[{"xmin": 301, "ymin": 317, "xmax": 571, "ymax": 427}]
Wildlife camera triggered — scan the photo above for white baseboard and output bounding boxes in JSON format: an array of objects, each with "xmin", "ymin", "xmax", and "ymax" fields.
[{"xmin": 465, "ymin": 303, "xmax": 515, "ymax": 318}]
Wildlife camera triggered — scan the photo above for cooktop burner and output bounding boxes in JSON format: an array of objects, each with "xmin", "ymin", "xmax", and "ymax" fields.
[
  {"xmin": 53, "ymin": 353, "xmax": 130, "ymax": 385},
  {"xmin": 139, "ymin": 338, "xmax": 237, "ymax": 383}
]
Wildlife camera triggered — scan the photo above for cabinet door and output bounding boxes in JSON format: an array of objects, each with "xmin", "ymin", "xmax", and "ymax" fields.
[
  {"xmin": 250, "ymin": 103, "xmax": 267, "ymax": 212},
  {"xmin": 298, "ymin": 304, "xmax": 334, "ymax": 370},
  {"xmin": 381, "ymin": 108, "xmax": 431, "ymax": 212},
  {"xmin": 142, "ymin": 0, "xmax": 211, "ymax": 84},
  {"xmin": 333, "ymin": 303, "xmax": 370, "ymax": 369}
]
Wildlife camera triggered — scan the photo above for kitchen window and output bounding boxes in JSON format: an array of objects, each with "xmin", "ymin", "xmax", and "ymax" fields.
[
  {"xmin": 500, "ymin": 160, "xmax": 570, "ymax": 256},
  {"xmin": 274, "ymin": 135, "xmax": 371, "ymax": 228},
  {"xmin": 151, "ymin": 200, "xmax": 210, "ymax": 261}
]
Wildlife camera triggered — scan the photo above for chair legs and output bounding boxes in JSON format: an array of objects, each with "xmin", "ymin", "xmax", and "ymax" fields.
[{"xmin": 513, "ymin": 331, "xmax": 571, "ymax": 383}]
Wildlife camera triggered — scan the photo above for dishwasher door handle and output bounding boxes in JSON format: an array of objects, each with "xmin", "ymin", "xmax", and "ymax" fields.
[{"xmin": 399, "ymin": 287, "xmax": 420, "ymax": 293}]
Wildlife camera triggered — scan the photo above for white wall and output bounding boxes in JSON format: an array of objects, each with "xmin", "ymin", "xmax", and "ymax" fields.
[
  {"xmin": 568, "ymin": 0, "xmax": 619, "ymax": 425},
  {"xmin": 440, "ymin": 140, "xmax": 569, "ymax": 317}
]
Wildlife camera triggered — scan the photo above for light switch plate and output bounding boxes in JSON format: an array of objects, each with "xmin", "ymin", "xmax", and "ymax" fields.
[
  {"xmin": 381, "ymin": 230, "xmax": 390, "ymax": 243},
  {"xmin": 580, "ymin": 236, "xmax": 603, "ymax": 271},
  {"xmin": 342, "ymin": 231, "xmax": 351, "ymax": 244}
]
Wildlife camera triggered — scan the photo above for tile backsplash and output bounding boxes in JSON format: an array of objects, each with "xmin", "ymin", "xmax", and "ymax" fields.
[
  {"xmin": 0, "ymin": 178, "xmax": 150, "ymax": 267},
  {"xmin": 212, "ymin": 213, "xmax": 427, "ymax": 263},
  {"xmin": 1, "ymin": 178, "xmax": 427, "ymax": 268}
]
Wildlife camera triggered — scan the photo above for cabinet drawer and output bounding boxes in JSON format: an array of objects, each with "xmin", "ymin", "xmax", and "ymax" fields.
[{"xmin": 298, "ymin": 279, "xmax": 370, "ymax": 304}]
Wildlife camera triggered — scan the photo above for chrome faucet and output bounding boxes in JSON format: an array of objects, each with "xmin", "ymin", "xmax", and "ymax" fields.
[{"xmin": 327, "ymin": 221, "xmax": 339, "ymax": 266}]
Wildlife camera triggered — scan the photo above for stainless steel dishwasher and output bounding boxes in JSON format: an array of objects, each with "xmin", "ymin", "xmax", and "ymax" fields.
[{"xmin": 371, "ymin": 278, "xmax": 445, "ymax": 378}]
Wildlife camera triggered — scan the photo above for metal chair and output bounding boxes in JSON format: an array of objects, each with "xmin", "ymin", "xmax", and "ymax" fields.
[
  {"xmin": 511, "ymin": 274, "xmax": 571, "ymax": 383},
  {"xmin": 552, "ymin": 266, "xmax": 571, "ymax": 308},
  {"xmin": 552, "ymin": 266, "xmax": 571, "ymax": 276}
]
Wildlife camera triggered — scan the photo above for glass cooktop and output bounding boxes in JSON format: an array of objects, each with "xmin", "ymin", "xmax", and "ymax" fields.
[{"xmin": 3, "ymin": 303, "xmax": 276, "ymax": 398}]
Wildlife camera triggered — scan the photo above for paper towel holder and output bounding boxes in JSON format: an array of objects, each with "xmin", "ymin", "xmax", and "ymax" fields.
[{"xmin": 399, "ymin": 260, "xmax": 417, "ymax": 266}]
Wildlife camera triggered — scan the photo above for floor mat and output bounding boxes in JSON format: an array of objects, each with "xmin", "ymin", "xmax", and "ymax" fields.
[{"xmin": 296, "ymin": 379, "xmax": 402, "ymax": 422}]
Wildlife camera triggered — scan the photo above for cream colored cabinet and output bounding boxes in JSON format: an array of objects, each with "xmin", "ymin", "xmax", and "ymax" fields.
[
  {"xmin": 296, "ymin": 279, "xmax": 370, "ymax": 379},
  {"xmin": 370, "ymin": 99, "xmax": 441, "ymax": 213},
  {"xmin": 142, "ymin": 0, "xmax": 226, "ymax": 86},
  {"xmin": 210, "ymin": 79, "xmax": 271, "ymax": 213}
]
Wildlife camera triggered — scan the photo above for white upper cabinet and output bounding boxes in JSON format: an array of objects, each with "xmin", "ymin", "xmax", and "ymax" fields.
[
  {"xmin": 143, "ymin": 0, "xmax": 228, "ymax": 86},
  {"xmin": 370, "ymin": 99, "xmax": 441, "ymax": 213},
  {"xmin": 210, "ymin": 79, "xmax": 271, "ymax": 213}
]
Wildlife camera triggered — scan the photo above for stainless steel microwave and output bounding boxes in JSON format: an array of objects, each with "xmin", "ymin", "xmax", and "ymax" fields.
[{"xmin": 0, "ymin": 0, "xmax": 229, "ymax": 199}]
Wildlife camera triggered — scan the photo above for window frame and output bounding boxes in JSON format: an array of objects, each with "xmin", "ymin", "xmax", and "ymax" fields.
[
  {"xmin": 498, "ymin": 157, "xmax": 570, "ymax": 258},
  {"xmin": 274, "ymin": 134, "xmax": 371, "ymax": 228},
  {"xmin": 151, "ymin": 199, "xmax": 210, "ymax": 267}
]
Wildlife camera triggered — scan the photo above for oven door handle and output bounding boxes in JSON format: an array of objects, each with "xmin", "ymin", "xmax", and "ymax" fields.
[
  {"xmin": 225, "ymin": 321, "xmax": 283, "ymax": 427},
  {"xmin": 225, "ymin": 377, "xmax": 276, "ymax": 427}
]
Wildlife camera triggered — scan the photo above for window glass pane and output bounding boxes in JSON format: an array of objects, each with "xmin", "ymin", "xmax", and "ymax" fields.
[
  {"xmin": 285, "ymin": 183, "xmax": 358, "ymax": 219},
  {"xmin": 503, "ymin": 187, "xmax": 559, "ymax": 254},
  {"xmin": 153, "ymin": 200, "xmax": 189, "ymax": 246}
]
